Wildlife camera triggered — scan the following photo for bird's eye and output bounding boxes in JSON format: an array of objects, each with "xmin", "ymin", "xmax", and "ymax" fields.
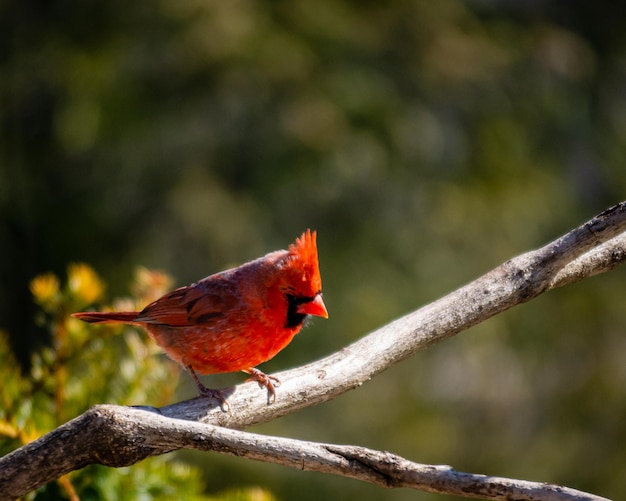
[{"xmin": 285, "ymin": 293, "xmax": 314, "ymax": 305}]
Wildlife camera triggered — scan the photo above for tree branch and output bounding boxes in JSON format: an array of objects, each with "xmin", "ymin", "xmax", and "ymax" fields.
[
  {"xmin": 2, "ymin": 201, "xmax": 626, "ymax": 500},
  {"xmin": 0, "ymin": 405, "xmax": 611, "ymax": 501},
  {"xmin": 549, "ymin": 229, "xmax": 626, "ymax": 288},
  {"xmin": 160, "ymin": 202, "xmax": 626, "ymax": 429}
]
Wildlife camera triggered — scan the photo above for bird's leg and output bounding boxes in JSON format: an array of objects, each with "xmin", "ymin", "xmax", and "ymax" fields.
[
  {"xmin": 186, "ymin": 365, "xmax": 230, "ymax": 412},
  {"xmin": 244, "ymin": 367, "xmax": 281, "ymax": 404}
]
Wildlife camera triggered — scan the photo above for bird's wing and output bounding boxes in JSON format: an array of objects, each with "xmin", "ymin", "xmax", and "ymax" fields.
[{"xmin": 134, "ymin": 279, "xmax": 238, "ymax": 327}]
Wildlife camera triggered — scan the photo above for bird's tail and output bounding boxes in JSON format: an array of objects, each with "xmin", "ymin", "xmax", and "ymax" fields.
[{"xmin": 72, "ymin": 311, "xmax": 140, "ymax": 324}]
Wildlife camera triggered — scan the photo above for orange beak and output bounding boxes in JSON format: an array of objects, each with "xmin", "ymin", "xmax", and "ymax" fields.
[{"xmin": 297, "ymin": 293, "xmax": 328, "ymax": 319}]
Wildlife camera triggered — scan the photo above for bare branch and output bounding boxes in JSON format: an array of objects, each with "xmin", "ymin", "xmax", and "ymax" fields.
[
  {"xmin": 549, "ymin": 230, "xmax": 626, "ymax": 288},
  {"xmin": 2, "ymin": 201, "xmax": 625, "ymax": 500},
  {"xmin": 159, "ymin": 203, "xmax": 626, "ymax": 429},
  {"xmin": 0, "ymin": 406, "xmax": 611, "ymax": 501}
]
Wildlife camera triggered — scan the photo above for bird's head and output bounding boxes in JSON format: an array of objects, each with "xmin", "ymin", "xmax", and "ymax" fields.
[{"xmin": 278, "ymin": 230, "xmax": 328, "ymax": 327}]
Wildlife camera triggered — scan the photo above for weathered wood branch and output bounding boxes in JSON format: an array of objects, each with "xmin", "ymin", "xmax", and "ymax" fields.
[
  {"xmin": 2, "ymin": 201, "xmax": 625, "ymax": 500},
  {"xmin": 159, "ymin": 201, "xmax": 626, "ymax": 429},
  {"xmin": 0, "ymin": 405, "xmax": 611, "ymax": 501}
]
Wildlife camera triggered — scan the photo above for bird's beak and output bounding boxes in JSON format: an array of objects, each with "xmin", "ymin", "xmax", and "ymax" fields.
[{"xmin": 297, "ymin": 294, "xmax": 328, "ymax": 319}]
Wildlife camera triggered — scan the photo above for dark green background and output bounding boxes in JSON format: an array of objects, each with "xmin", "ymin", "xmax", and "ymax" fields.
[{"xmin": 2, "ymin": 1, "xmax": 626, "ymax": 499}]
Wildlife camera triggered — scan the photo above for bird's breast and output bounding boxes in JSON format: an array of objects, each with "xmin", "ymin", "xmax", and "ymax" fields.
[{"xmin": 144, "ymin": 310, "xmax": 301, "ymax": 375}]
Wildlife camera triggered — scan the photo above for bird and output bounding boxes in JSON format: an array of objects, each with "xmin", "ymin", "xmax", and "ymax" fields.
[{"xmin": 72, "ymin": 230, "xmax": 328, "ymax": 409}]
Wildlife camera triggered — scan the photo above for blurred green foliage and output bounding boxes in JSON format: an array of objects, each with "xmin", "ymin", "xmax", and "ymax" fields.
[{"xmin": 2, "ymin": 0, "xmax": 626, "ymax": 500}]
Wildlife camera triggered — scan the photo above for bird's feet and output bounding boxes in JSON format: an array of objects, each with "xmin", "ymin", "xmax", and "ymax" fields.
[
  {"xmin": 245, "ymin": 368, "xmax": 281, "ymax": 404},
  {"xmin": 186, "ymin": 365, "xmax": 230, "ymax": 412},
  {"xmin": 196, "ymin": 384, "xmax": 231, "ymax": 413}
]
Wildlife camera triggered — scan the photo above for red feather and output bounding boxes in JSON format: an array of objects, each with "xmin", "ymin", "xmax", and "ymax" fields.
[{"xmin": 72, "ymin": 230, "xmax": 328, "ymax": 406}]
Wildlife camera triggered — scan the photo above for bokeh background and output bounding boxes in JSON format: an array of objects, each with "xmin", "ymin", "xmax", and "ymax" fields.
[{"xmin": 2, "ymin": 1, "xmax": 626, "ymax": 500}]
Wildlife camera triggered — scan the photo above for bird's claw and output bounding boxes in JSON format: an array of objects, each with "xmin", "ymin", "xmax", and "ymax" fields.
[
  {"xmin": 246, "ymin": 368, "xmax": 281, "ymax": 404},
  {"xmin": 197, "ymin": 385, "xmax": 231, "ymax": 413},
  {"xmin": 187, "ymin": 364, "xmax": 230, "ymax": 412}
]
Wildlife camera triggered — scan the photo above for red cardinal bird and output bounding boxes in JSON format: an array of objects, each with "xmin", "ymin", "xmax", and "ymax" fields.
[{"xmin": 72, "ymin": 230, "xmax": 328, "ymax": 408}]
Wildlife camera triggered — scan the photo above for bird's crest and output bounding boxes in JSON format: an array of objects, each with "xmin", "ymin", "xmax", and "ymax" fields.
[
  {"xmin": 289, "ymin": 229, "xmax": 318, "ymax": 263},
  {"xmin": 286, "ymin": 229, "xmax": 322, "ymax": 292}
]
